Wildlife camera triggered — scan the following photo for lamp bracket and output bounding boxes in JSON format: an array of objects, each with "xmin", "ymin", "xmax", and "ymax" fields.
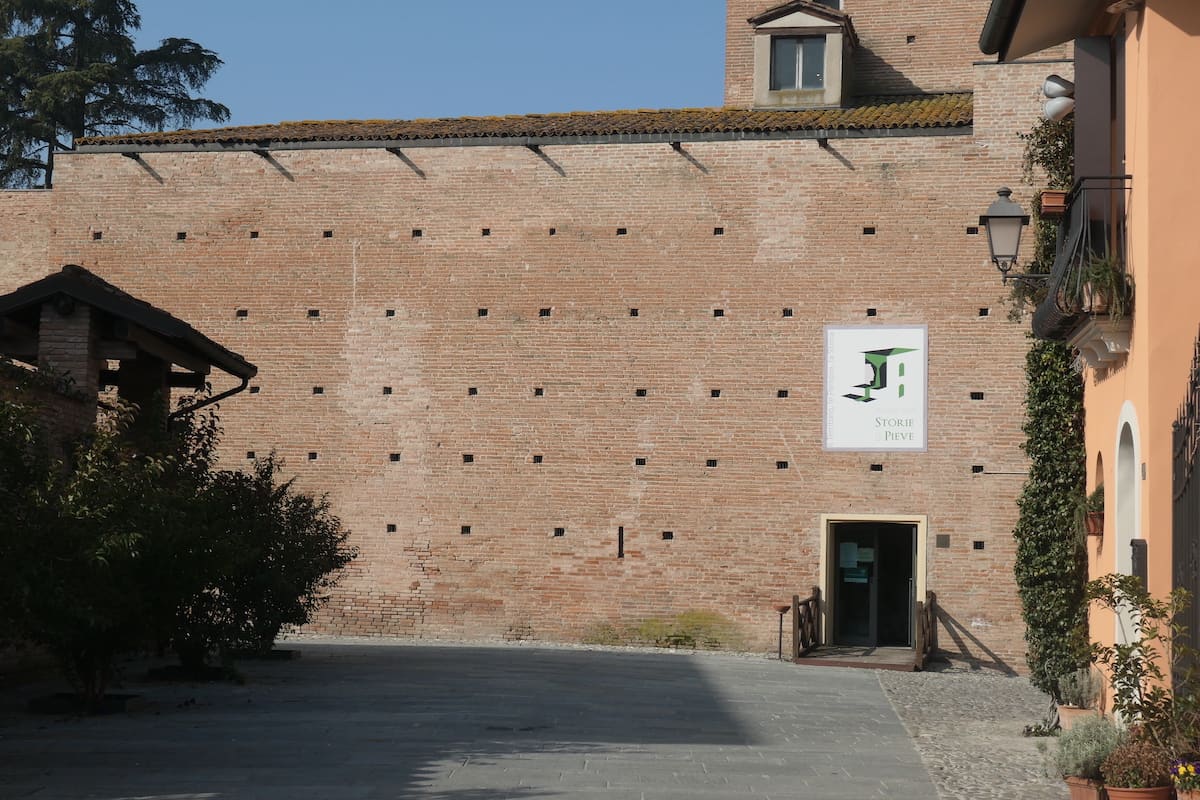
[{"xmin": 1001, "ymin": 272, "xmax": 1050, "ymax": 287}]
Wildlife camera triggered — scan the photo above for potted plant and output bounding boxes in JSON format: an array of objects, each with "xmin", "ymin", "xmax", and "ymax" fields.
[
  {"xmin": 1086, "ymin": 575, "xmax": 1184, "ymax": 750},
  {"xmin": 1057, "ymin": 667, "xmax": 1102, "ymax": 729},
  {"xmin": 1080, "ymin": 253, "xmax": 1133, "ymax": 321},
  {"xmin": 1100, "ymin": 734, "xmax": 1173, "ymax": 799},
  {"xmin": 1045, "ymin": 714, "xmax": 1123, "ymax": 800},
  {"xmin": 1172, "ymin": 757, "xmax": 1200, "ymax": 800},
  {"xmin": 1083, "ymin": 486, "xmax": 1104, "ymax": 537}
]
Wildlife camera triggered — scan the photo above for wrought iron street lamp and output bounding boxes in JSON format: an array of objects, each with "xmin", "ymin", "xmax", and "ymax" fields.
[{"xmin": 979, "ymin": 187, "xmax": 1040, "ymax": 285}]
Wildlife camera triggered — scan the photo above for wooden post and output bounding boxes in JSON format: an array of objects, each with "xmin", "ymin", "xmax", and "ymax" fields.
[
  {"xmin": 811, "ymin": 586, "xmax": 821, "ymax": 647},
  {"xmin": 927, "ymin": 591, "xmax": 937, "ymax": 653},
  {"xmin": 791, "ymin": 594, "xmax": 801, "ymax": 660},
  {"xmin": 914, "ymin": 599, "xmax": 926, "ymax": 670}
]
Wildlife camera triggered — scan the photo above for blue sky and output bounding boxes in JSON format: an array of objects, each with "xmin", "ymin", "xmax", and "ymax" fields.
[{"xmin": 135, "ymin": 1, "xmax": 727, "ymax": 129}]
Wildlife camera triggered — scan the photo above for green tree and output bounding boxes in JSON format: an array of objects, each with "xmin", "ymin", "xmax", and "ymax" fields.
[{"xmin": 0, "ymin": 0, "xmax": 229, "ymax": 187}]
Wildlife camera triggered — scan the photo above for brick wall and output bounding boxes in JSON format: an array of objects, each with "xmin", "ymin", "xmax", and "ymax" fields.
[
  {"xmin": 725, "ymin": 0, "xmax": 994, "ymax": 106},
  {"xmin": 0, "ymin": 190, "xmax": 51, "ymax": 284},
  {"xmin": 0, "ymin": 361, "xmax": 95, "ymax": 463},
  {"xmin": 0, "ymin": 5, "xmax": 1076, "ymax": 670},
  {"xmin": 10, "ymin": 56, "xmax": 1050, "ymax": 669},
  {"xmin": 37, "ymin": 303, "xmax": 101, "ymax": 399},
  {"xmin": 724, "ymin": 0, "xmax": 1071, "ymax": 107}
]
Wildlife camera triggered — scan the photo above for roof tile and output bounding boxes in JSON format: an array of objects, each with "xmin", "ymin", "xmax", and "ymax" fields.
[{"xmin": 77, "ymin": 94, "xmax": 972, "ymax": 148}]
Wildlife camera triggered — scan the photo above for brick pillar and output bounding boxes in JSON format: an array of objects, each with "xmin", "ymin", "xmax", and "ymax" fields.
[{"xmin": 38, "ymin": 298, "xmax": 100, "ymax": 389}]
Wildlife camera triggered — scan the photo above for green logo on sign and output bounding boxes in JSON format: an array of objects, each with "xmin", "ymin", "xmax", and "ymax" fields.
[{"xmin": 843, "ymin": 347, "xmax": 917, "ymax": 403}]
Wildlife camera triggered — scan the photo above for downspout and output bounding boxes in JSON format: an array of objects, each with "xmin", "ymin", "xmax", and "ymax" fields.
[
  {"xmin": 979, "ymin": 0, "xmax": 1025, "ymax": 58},
  {"xmin": 168, "ymin": 376, "xmax": 250, "ymax": 422}
]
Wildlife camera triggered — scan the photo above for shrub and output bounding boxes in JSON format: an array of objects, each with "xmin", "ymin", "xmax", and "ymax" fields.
[
  {"xmin": 590, "ymin": 611, "xmax": 744, "ymax": 650},
  {"xmin": 1057, "ymin": 667, "xmax": 1101, "ymax": 709},
  {"xmin": 0, "ymin": 391, "xmax": 53, "ymax": 641},
  {"xmin": 132, "ymin": 406, "xmax": 240, "ymax": 669},
  {"xmin": 132, "ymin": 406, "xmax": 356, "ymax": 667},
  {"xmin": 1020, "ymin": 116, "xmax": 1074, "ymax": 189},
  {"xmin": 580, "ymin": 623, "xmax": 624, "ymax": 646},
  {"xmin": 1046, "ymin": 715, "xmax": 1123, "ymax": 780},
  {"xmin": 1, "ymin": 382, "xmax": 357, "ymax": 705},
  {"xmin": 1009, "ymin": 118, "xmax": 1089, "ymax": 694},
  {"xmin": 11, "ymin": 404, "xmax": 169, "ymax": 710},
  {"xmin": 209, "ymin": 454, "xmax": 357, "ymax": 652},
  {"xmin": 1085, "ymin": 574, "xmax": 1200, "ymax": 756},
  {"xmin": 1101, "ymin": 735, "xmax": 1172, "ymax": 789}
]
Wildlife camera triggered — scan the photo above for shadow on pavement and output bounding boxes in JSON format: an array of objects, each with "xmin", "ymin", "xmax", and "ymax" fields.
[{"xmin": 0, "ymin": 642, "xmax": 759, "ymax": 799}]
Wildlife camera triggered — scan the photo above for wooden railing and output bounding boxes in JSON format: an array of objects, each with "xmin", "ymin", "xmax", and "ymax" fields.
[
  {"xmin": 914, "ymin": 591, "xmax": 937, "ymax": 670},
  {"xmin": 791, "ymin": 586, "xmax": 821, "ymax": 659}
]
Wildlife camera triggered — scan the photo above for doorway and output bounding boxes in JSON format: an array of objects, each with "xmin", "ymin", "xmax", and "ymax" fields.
[{"xmin": 830, "ymin": 522, "xmax": 916, "ymax": 647}]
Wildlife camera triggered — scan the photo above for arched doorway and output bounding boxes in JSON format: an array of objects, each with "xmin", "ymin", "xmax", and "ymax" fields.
[{"xmin": 1114, "ymin": 410, "xmax": 1140, "ymax": 645}]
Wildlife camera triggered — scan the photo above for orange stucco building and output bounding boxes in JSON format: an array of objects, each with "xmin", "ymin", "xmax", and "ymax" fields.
[{"xmin": 982, "ymin": 0, "xmax": 1200, "ymax": 649}]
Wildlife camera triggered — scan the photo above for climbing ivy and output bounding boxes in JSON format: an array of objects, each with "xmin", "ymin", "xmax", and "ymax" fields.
[
  {"xmin": 1020, "ymin": 117, "xmax": 1075, "ymax": 189},
  {"xmin": 1014, "ymin": 338, "xmax": 1089, "ymax": 696},
  {"xmin": 1011, "ymin": 115, "xmax": 1089, "ymax": 696},
  {"xmin": 1008, "ymin": 117, "xmax": 1075, "ymax": 315}
]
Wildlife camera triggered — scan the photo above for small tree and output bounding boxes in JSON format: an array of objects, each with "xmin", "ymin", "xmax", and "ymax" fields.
[{"xmin": 1086, "ymin": 574, "xmax": 1200, "ymax": 756}]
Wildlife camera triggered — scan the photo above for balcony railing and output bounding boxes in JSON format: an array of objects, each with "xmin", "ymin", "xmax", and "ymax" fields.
[{"xmin": 1032, "ymin": 175, "xmax": 1133, "ymax": 343}]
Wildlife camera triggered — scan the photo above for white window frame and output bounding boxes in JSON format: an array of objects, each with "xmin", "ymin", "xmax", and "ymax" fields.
[{"xmin": 770, "ymin": 35, "xmax": 827, "ymax": 91}]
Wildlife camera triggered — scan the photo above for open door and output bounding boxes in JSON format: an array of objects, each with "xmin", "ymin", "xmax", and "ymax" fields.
[{"xmin": 832, "ymin": 522, "xmax": 916, "ymax": 647}]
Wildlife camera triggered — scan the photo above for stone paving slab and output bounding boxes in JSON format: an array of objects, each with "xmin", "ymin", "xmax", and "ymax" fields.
[
  {"xmin": 0, "ymin": 641, "xmax": 937, "ymax": 800},
  {"xmin": 0, "ymin": 641, "xmax": 1064, "ymax": 800}
]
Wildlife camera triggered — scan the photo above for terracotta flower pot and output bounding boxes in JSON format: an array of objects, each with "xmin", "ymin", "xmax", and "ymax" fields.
[
  {"xmin": 1085, "ymin": 511, "xmax": 1104, "ymax": 536},
  {"xmin": 1064, "ymin": 776, "xmax": 1103, "ymax": 800},
  {"xmin": 1082, "ymin": 282, "xmax": 1112, "ymax": 315},
  {"xmin": 1059, "ymin": 704, "xmax": 1100, "ymax": 730},
  {"xmin": 1104, "ymin": 787, "xmax": 1171, "ymax": 800},
  {"xmin": 1179, "ymin": 790, "xmax": 1200, "ymax": 800},
  {"xmin": 1040, "ymin": 189, "xmax": 1069, "ymax": 218}
]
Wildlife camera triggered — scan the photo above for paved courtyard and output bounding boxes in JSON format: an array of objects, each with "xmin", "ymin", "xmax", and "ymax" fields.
[{"xmin": 0, "ymin": 640, "xmax": 1066, "ymax": 800}]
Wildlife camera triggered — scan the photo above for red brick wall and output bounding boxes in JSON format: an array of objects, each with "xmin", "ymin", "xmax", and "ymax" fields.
[
  {"xmin": 0, "ymin": 362, "xmax": 95, "ymax": 462},
  {"xmin": 0, "ymin": 190, "xmax": 52, "ymax": 284},
  {"xmin": 0, "ymin": 0, "xmax": 1076, "ymax": 668},
  {"xmin": 725, "ymin": 0, "xmax": 1025, "ymax": 106},
  {"xmin": 0, "ymin": 54, "xmax": 1056, "ymax": 670}
]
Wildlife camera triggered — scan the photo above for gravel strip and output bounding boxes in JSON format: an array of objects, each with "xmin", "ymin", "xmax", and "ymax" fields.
[{"xmin": 879, "ymin": 666, "xmax": 1068, "ymax": 800}]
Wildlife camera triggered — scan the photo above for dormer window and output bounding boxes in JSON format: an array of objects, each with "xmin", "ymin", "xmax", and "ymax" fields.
[
  {"xmin": 771, "ymin": 36, "xmax": 826, "ymax": 90},
  {"xmin": 748, "ymin": 0, "xmax": 858, "ymax": 109}
]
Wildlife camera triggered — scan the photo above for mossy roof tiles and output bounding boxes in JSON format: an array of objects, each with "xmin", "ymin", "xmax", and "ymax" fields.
[{"xmin": 78, "ymin": 93, "xmax": 972, "ymax": 148}]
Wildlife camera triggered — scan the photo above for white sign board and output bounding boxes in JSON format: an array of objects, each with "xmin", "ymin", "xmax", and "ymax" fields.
[{"xmin": 824, "ymin": 326, "xmax": 927, "ymax": 451}]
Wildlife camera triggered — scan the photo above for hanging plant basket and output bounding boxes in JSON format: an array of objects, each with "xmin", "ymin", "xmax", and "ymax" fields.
[{"xmin": 1085, "ymin": 511, "xmax": 1104, "ymax": 536}]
